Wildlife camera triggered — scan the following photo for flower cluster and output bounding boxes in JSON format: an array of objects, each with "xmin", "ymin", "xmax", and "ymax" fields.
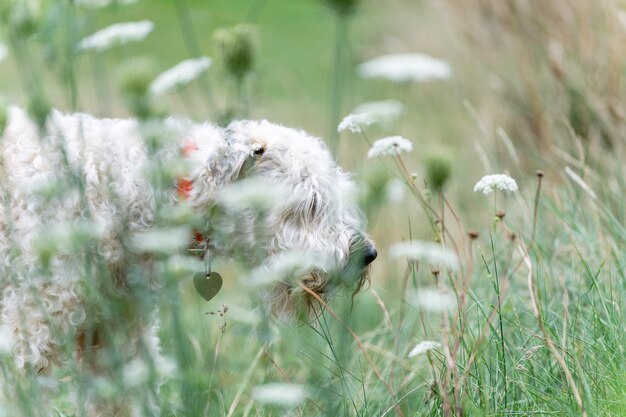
[
  {"xmin": 389, "ymin": 240, "xmax": 459, "ymax": 271},
  {"xmin": 358, "ymin": 53, "xmax": 452, "ymax": 83},
  {"xmin": 248, "ymin": 250, "xmax": 333, "ymax": 287},
  {"xmin": 367, "ymin": 136, "xmax": 413, "ymax": 158},
  {"xmin": 352, "ymin": 100, "xmax": 404, "ymax": 125},
  {"xmin": 339, "ymin": 100, "xmax": 405, "ymax": 133},
  {"xmin": 78, "ymin": 21, "xmax": 154, "ymax": 52},
  {"xmin": 150, "ymin": 57, "xmax": 212, "ymax": 96},
  {"xmin": 75, "ymin": 0, "xmax": 140, "ymax": 7},
  {"xmin": 252, "ymin": 383, "xmax": 308, "ymax": 407},
  {"xmin": 473, "ymin": 174, "xmax": 518, "ymax": 195},
  {"xmin": 410, "ymin": 287, "xmax": 457, "ymax": 312},
  {"xmin": 337, "ymin": 113, "xmax": 376, "ymax": 133},
  {"xmin": 218, "ymin": 178, "xmax": 287, "ymax": 211},
  {"xmin": 408, "ymin": 340, "xmax": 441, "ymax": 358}
]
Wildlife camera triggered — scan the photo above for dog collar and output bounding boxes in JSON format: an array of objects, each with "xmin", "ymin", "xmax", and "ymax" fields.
[
  {"xmin": 177, "ymin": 141, "xmax": 199, "ymax": 200},
  {"xmin": 178, "ymin": 140, "xmax": 205, "ymax": 245}
]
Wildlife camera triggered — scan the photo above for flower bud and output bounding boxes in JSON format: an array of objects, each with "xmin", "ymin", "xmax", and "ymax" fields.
[
  {"xmin": 214, "ymin": 24, "xmax": 257, "ymax": 81},
  {"xmin": 117, "ymin": 58, "xmax": 155, "ymax": 119},
  {"xmin": 1, "ymin": 0, "xmax": 42, "ymax": 38},
  {"xmin": 425, "ymin": 148, "xmax": 452, "ymax": 193},
  {"xmin": 323, "ymin": 0, "xmax": 359, "ymax": 16},
  {"xmin": 0, "ymin": 101, "xmax": 8, "ymax": 136}
]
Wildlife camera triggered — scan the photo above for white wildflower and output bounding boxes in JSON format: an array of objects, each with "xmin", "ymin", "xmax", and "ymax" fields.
[
  {"xmin": 93, "ymin": 377, "xmax": 117, "ymax": 398},
  {"xmin": 155, "ymin": 355, "xmax": 179, "ymax": 379},
  {"xmin": 218, "ymin": 178, "xmax": 287, "ymax": 211},
  {"xmin": 150, "ymin": 57, "xmax": 212, "ymax": 96},
  {"xmin": 78, "ymin": 21, "xmax": 154, "ymax": 52},
  {"xmin": 35, "ymin": 220, "xmax": 105, "ymax": 259},
  {"xmin": 249, "ymin": 251, "xmax": 334, "ymax": 287},
  {"xmin": 367, "ymin": 136, "xmax": 413, "ymax": 158},
  {"xmin": 339, "ymin": 100, "xmax": 405, "ymax": 133},
  {"xmin": 75, "ymin": 0, "xmax": 140, "ymax": 7},
  {"xmin": 164, "ymin": 255, "xmax": 204, "ymax": 278},
  {"xmin": 473, "ymin": 174, "xmax": 518, "ymax": 195},
  {"xmin": 408, "ymin": 340, "xmax": 441, "ymax": 358},
  {"xmin": 0, "ymin": 43, "xmax": 7, "ymax": 62},
  {"xmin": 131, "ymin": 227, "xmax": 191, "ymax": 254},
  {"xmin": 389, "ymin": 240, "xmax": 459, "ymax": 271},
  {"xmin": 385, "ymin": 179, "xmax": 406, "ymax": 203},
  {"xmin": 337, "ymin": 113, "xmax": 377, "ymax": 133},
  {"xmin": 0, "ymin": 324, "xmax": 16, "ymax": 354},
  {"xmin": 252, "ymin": 383, "xmax": 308, "ymax": 407},
  {"xmin": 358, "ymin": 53, "xmax": 452, "ymax": 83},
  {"xmin": 409, "ymin": 287, "xmax": 457, "ymax": 313},
  {"xmin": 352, "ymin": 100, "xmax": 405, "ymax": 127},
  {"xmin": 123, "ymin": 358, "xmax": 149, "ymax": 387}
]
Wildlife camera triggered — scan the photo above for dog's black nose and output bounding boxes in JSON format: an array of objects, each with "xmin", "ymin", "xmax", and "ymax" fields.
[{"xmin": 363, "ymin": 245, "xmax": 377, "ymax": 266}]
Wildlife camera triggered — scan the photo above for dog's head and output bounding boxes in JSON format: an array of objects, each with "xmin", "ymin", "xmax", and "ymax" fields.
[{"xmin": 185, "ymin": 120, "xmax": 376, "ymax": 316}]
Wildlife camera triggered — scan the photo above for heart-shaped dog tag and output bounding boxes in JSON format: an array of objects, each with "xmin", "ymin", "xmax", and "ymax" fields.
[{"xmin": 193, "ymin": 272, "xmax": 223, "ymax": 302}]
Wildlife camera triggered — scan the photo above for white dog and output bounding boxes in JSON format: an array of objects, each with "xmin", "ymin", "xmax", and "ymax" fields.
[{"xmin": 0, "ymin": 107, "xmax": 375, "ymax": 414}]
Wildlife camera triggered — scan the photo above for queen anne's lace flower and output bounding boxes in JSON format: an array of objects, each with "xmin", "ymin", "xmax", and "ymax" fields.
[
  {"xmin": 78, "ymin": 21, "xmax": 154, "ymax": 52},
  {"xmin": 75, "ymin": 0, "xmax": 139, "ymax": 7},
  {"xmin": 389, "ymin": 240, "xmax": 459, "ymax": 271},
  {"xmin": 218, "ymin": 178, "xmax": 287, "ymax": 210},
  {"xmin": 252, "ymin": 383, "xmax": 308, "ymax": 407},
  {"xmin": 337, "ymin": 113, "xmax": 376, "ymax": 133},
  {"xmin": 410, "ymin": 287, "xmax": 457, "ymax": 312},
  {"xmin": 358, "ymin": 53, "xmax": 452, "ymax": 83},
  {"xmin": 473, "ymin": 174, "xmax": 518, "ymax": 195},
  {"xmin": 339, "ymin": 100, "xmax": 405, "ymax": 133},
  {"xmin": 408, "ymin": 341, "xmax": 441, "ymax": 358},
  {"xmin": 367, "ymin": 136, "xmax": 413, "ymax": 158},
  {"xmin": 248, "ymin": 250, "xmax": 334, "ymax": 287},
  {"xmin": 353, "ymin": 100, "xmax": 404, "ymax": 125},
  {"xmin": 150, "ymin": 57, "xmax": 212, "ymax": 96}
]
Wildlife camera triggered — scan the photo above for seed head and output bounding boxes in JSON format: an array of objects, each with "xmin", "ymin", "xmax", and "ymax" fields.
[
  {"xmin": 468, "ymin": 230, "xmax": 479, "ymax": 240},
  {"xmin": 496, "ymin": 210, "xmax": 506, "ymax": 219}
]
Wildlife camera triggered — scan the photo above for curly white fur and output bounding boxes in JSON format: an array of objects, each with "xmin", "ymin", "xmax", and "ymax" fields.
[{"xmin": 0, "ymin": 107, "xmax": 374, "ymax": 387}]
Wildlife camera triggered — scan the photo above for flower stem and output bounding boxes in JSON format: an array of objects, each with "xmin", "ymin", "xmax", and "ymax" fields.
[
  {"xmin": 329, "ymin": 14, "xmax": 348, "ymax": 156},
  {"xmin": 173, "ymin": 0, "xmax": 218, "ymax": 115}
]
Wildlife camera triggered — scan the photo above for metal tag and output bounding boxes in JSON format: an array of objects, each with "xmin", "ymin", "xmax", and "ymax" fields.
[{"xmin": 193, "ymin": 271, "xmax": 223, "ymax": 302}]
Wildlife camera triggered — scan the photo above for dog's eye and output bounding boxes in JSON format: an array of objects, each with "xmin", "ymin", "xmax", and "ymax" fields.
[{"xmin": 253, "ymin": 147, "xmax": 265, "ymax": 157}]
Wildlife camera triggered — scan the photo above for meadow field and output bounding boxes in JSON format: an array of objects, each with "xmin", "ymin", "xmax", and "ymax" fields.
[{"xmin": 1, "ymin": 0, "xmax": 625, "ymax": 416}]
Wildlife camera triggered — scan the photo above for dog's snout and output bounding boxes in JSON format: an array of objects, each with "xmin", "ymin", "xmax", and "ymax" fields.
[{"xmin": 363, "ymin": 245, "xmax": 377, "ymax": 266}]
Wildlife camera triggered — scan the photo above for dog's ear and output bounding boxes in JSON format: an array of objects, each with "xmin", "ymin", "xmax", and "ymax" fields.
[{"xmin": 183, "ymin": 123, "xmax": 260, "ymax": 210}]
